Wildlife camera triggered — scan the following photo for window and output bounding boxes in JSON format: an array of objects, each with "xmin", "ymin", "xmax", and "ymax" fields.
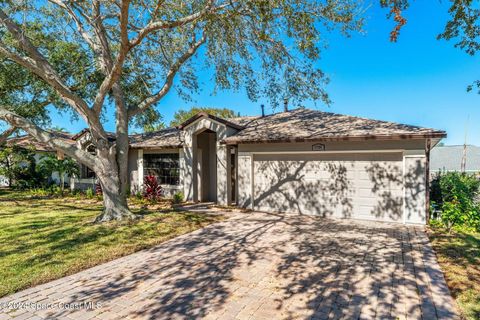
[
  {"xmin": 144, "ymin": 153, "xmax": 180, "ymax": 185},
  {"xmin": 82, "ymin": 166, "xmax": 96, "ymax": 179}
]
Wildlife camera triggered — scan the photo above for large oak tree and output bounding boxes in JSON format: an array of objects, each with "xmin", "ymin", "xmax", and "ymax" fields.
[{"xmin": 0, "ymin": 0, "xmax": 366, "ymax": 221}]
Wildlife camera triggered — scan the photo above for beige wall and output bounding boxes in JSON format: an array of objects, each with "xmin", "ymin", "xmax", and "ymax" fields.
[
  {"xmin": 181, "ymin": 117, "xmax": 237, "ymax": 205},
  {"xmin": 196, "ymin": 132, "xmax": 217, "ymax": 201},
  {"xmin": 404, "ymin": 156, "xmax": 427, "ymax": 224},
  {"xmin": 237, "ymin": 153, "xmax": 253, "ymax": 208},
  {"xmin": 127, "ymin": 148, "xmax": 138, "ymax": 192},
  {"xmin": 238, "ymin": 139, "xmax": 426, "ymax": 153}
]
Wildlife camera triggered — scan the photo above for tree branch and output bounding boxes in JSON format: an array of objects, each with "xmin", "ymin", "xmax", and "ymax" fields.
[
  {"xmin": 0, "ymin": 126, "xmax": 16, "ymax": 145},
  {"xmin": 0, "ymin": 9, "xmax": 92, "ymax": 121},
  {"xmin": 0, "ymin": 9, "xmax": 109, "ymax": 140},
  {"xmin": 128, "ymin": 32, "xmax": 207, "ymax": 118},
  {"xmin": 0, "ymin": 107, "xmax": 98, "ymax": 170},
  {"xmin": 128, "ymin": 0, "xmax": 225, "ymax": 48},
  {"xmin": 47, "ymin": 0, "xmax": 96, "ymax": 49},
  {"xmin": 46, "ymin": 1, "xmax": 129, "ymax": 115},
  {"xmin": 91, "ymin": 0, "xmax": 132, "ymax": 114}
]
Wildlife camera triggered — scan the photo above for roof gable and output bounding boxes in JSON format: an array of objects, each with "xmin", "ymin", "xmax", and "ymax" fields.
[{"xmin": 176, "ymin": 112, "xmax": 245, "ymax": 130}]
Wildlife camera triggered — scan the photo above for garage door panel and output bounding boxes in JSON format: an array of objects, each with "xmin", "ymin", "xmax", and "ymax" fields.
[{"xmin": 253, "ymin": 153, "xmax": 404, "ymax": 222}]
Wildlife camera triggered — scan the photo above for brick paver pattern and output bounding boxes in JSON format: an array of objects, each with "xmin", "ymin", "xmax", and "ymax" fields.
[{"xmin": 0, "ymin": 212, "xmax": 459, "ymax": 320}]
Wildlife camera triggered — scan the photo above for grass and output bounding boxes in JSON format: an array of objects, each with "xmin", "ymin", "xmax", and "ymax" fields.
[
  {"xmin": 0, "ymin": 188, "xmax": 223, "ymax": 298},
  {"xmin": 428, "ymin": 225, "xmax": 480, "ymax": 320}
]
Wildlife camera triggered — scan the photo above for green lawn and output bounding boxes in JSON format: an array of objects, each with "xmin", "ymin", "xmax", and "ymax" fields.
[
  {"xmin": 428, "ymin": 226, "xmax": 480, "ymax": 320},
  {"xmin": 0, "ymin": 189, "xmax": 222, "ymax": 298}
]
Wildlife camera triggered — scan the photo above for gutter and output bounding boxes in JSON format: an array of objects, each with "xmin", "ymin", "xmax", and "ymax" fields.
[{"xmin": 220, "ymin": 132, "xmax": 447, "ymax": 145}]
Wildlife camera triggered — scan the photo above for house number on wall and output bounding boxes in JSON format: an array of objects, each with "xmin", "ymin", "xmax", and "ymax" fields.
[{"xmin": 312, "ymin": 143, "xmax": 325, "ymax": 151}]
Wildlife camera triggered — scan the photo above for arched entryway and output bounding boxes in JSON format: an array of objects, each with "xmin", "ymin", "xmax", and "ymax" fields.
[{"xmin": 193, "ymin": 129, "xmax": 217, "ymax": 202}]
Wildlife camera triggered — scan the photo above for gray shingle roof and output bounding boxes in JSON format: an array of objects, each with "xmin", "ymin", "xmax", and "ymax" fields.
[
  {"xmin": 222, "ymin": 108, "xmax": 445, "ymax": 144},
  {"xmin": 128, "ymin": 115, "xmax": 263, "ymax": 149},
  {"xmin": 430, "ymin": 145, "xmax": 480, "ymax": 172},
  {"xmin": 129, "ymin": 128, "xmax": 182, "ymax": 149},
  {"xmin": 7, "ymin": 108, "xmax": 446, "ymax": 151},
  {"xmin": 5, "ymin": 132, "xmax": 74, "ymax": 152}
]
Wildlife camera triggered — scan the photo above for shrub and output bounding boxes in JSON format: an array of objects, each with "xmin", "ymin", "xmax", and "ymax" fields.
[
  {"xmin": 95, "ymin": 183, "xmax": 102, "ymax": 196},
  {"xmin": 0, "ymin": 146, "xmax": 49, "ymax": 189},
  {"xmin": 439, "ymin": 198, "xmax": 464, "ymax": 232},
  {"xmin": 49, "ymin": 185, "xmax": 62, "ymax": 195},
  {"xmin": 27, "ymin": 188, "xmax": 51, "ymax": 197},
  {"xmin": 173, "ymin": 192, "xmax": 184, "ymax": 204},
  {"xmin": 85, "ymin": 188, "xmax": 94, "ymax": 199},
  {"xmin": 430, "ymin": 172, "xmax": 480, "ymax": 230},
  {"xmin": 143, "ymin": 175, "xmax": 163, "ymax": 202}
]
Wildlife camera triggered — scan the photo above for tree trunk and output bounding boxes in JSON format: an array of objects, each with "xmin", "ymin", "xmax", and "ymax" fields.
[
  {"xmin": 90, "ymin": 85, "xmax": 133, "ymax": 223},
  {"xmin": 93, "ymin": 160, "xmax": 136, "ymax": 223},
  {"xmin": 113, "ymin": 84, "xmax": 130, "ymax": 201}
]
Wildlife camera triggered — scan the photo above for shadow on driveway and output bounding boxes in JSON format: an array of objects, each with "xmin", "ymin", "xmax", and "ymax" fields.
[{"xmin": 0, "ymin": 212, "xmax": 459, "ymax": 320}]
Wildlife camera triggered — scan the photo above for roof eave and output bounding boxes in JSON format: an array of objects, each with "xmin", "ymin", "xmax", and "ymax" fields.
[
  {"xmin": 177, "ymin": 112, "xmax": 245, "ymax": 131},
  {"xmin": 129, "ymin": 144, "xmax": 183, "ymax": 149},
  {"xmin": 221, "ymin": 132, "xmax": 447, "ymax": 145}
]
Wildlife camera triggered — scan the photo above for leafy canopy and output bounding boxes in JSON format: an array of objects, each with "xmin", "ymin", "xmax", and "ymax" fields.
[
  {"xmin": 0, "ymin": 0, "xmax": 365, "ymax": 132},
  {"xmin": 170, "ymin": 107, "xmax": 237, "ymax": 127},
  {"xmin": 0, "ymin": 23, "xmax": 101, "ymax": 126},
  {"xmin": 1, "ymin": 1, "xmax": 478, "ymax": 137},
  {"xmin": 438, "ymin": 0, "xmax": 480, "ymax": 93},
  {"xmin": 38, "ymin": 154, "xmax": 80, "ymax": 179},
  {"xmin": 381, "ymin": 0, "xmax": 480, "ymax": 92}
]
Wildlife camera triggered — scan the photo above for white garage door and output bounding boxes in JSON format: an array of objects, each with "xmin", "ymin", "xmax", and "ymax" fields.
[{"xmin": 253, "ymin": 153, "xmax": 404, "ymax": 222}]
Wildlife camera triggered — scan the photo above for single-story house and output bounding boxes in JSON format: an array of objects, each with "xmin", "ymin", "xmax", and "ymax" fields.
[
  {"xmin": 430, "ymin": 145, "xmax": 480, "ymax": 174},
  {"xmin": 3, "ymin": 108, "xmax": 446, "ymax": 224}
]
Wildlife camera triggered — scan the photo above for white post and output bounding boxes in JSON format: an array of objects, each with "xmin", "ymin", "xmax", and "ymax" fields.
[{"xmin": 138, "ymin": 149, "xmax": 144, "ymax": 191}]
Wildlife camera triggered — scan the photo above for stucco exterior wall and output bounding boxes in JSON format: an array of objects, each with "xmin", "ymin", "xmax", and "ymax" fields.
[
  {"xmin": 128, "ymin": 148, "xmax": 138, "ymax": 192},
  {"xmin": 181, "ymin": 117, "xmax": 237, "ymax": 205},
  {"xmin": 237, "ymin": 139, "xmax": 426, "ymax": 153},
  {"xmin": 237, "ymin": 153, "xmax": 253, "ymax": 208},
  {"xmin": 404, "ymin": 155, "xmax": 427, "ymax": 224}
]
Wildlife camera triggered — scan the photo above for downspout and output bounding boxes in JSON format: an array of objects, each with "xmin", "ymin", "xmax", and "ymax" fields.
[{"xmin": 425, "ymin": 138, "xmax": 432, "ymax": 224}]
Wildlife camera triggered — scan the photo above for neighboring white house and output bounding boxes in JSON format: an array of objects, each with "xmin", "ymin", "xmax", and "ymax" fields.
[
  {"xmin": 430, "ymin": 145, "xmax": 480, "ymax": 174},
  {"xmin": 0, "ymin": 134, "xmax": 66, "ymax": 187},
  {"xmin": 3, "ymin": 108, "xmax": 446, "ymax": 225},
  {"xmin": 0, "ymin": 132, "xmax": 97, "ymax": 190}
]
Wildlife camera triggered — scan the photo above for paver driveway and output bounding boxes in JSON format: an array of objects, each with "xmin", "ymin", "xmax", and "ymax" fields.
[{"xmin": 0, "ymin": 212, "xmax": 458, "ymax": 320}]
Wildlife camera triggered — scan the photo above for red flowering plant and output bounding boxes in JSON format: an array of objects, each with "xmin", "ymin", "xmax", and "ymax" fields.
[
  {"xmin": 143, "ymin": 175, "xmax": 163, "ymax": 202},
  {"xmin": 95, "ymin": 183, "xmax": 103, "ymax": 196}
]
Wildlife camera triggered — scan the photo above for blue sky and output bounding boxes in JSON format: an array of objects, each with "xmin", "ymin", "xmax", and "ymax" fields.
[{"xmin": 50, "ymin": 0, "xmax": 480, "ymax": 146}]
